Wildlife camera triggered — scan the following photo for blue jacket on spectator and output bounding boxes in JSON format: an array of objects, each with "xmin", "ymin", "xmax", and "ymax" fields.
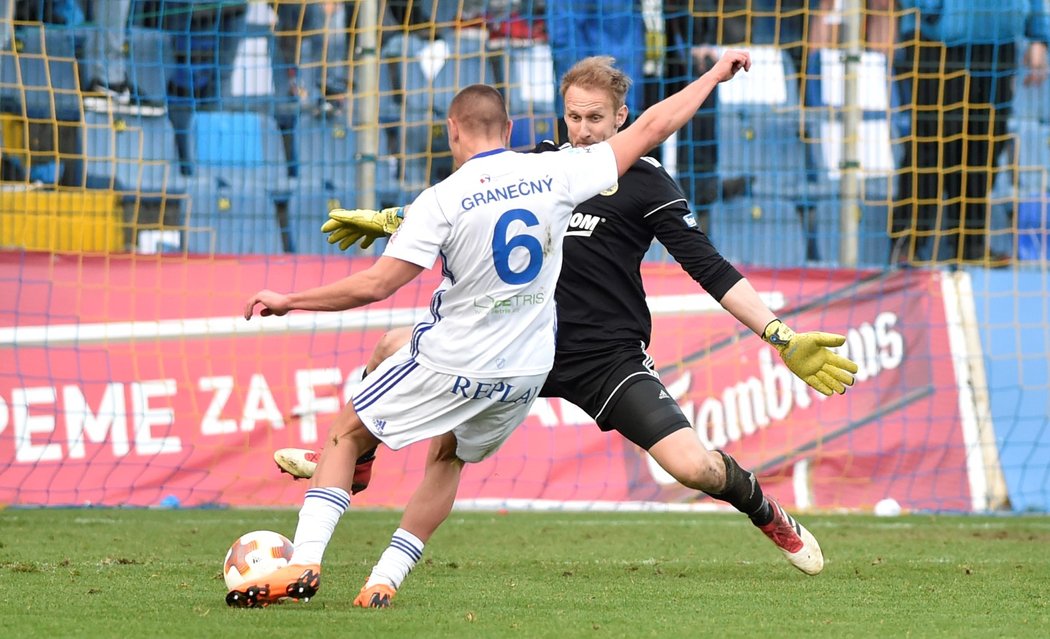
[{"xmin": 899, "ymin": 0, "xmax": 1050, "ymax": 45}]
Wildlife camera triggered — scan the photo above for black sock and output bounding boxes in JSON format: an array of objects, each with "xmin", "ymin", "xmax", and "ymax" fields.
[{"xmin": 705, "ymin": 451, "xmax": 774, "ymax": 526}]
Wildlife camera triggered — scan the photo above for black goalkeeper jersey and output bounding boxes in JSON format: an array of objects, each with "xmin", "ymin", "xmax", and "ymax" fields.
[{"xmin": 533, "ymin": 141, "xmax": 743, "ymax": 353}]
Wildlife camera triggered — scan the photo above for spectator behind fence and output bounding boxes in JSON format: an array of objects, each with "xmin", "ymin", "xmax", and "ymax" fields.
[
  {"xmin": 83, "ymin": 0, "xmax": 165, "ymax": 116},
  {"xmin": 546, "ymin": 0, "xmax": 644, "ymax": 140},
  {"xmin": 662, "ymin": 0, "xmax": 750, "ymax": 229},
  {"xmin": 157, "ymin": 0, "xmax": 249, "ymax": 108},
  {"xmin": 891, "ymin": 0, "xmax": 1050, "ymax": 266},
  {"xmin": 270, "ymin": 0, "xmax": 328, "ymax": 115}
]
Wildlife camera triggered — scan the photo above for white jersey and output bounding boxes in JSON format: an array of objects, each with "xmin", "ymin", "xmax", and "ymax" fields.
[{"xmin": 383, "ymin": 142, "xmax": 618, "ymax": 377}]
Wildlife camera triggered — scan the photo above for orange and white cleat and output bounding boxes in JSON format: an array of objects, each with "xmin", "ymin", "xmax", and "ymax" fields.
[
  {"xmin": 274, "ymin": 447, "xmax": 375, "ymax": 494},
  {"xmin": 353, "ymin": 583, "xmax": 397, "ymax": 609},
  {"xmin": 274, "ymin": 448, "xmax": 318, "ymax": 480},
  {"xmin": 225, "ymin": 564, "xmax": 321, "ymax": 608},
  {"xmin": 758, "ymin": 499, "xmax": 824, "ymax": 575}
]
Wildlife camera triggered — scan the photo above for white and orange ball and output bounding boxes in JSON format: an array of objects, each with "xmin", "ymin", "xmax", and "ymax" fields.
[{"xmin": 223, "ymin": 530, "xmax": 294, "ymax": 590}]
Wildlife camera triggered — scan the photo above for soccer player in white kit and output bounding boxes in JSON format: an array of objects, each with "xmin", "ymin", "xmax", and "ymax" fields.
[{"xmin": 230, "ymin": 50, "xmax": 753, "ymax": 608}]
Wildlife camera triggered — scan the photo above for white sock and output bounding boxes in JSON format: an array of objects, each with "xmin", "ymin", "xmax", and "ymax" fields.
[
  {"xmin": 290, "ymin": 486, "xmax": 350, "ymax": 566},
  {"xmin": 365, "ymin": 528, "xmax": 425, "ymax": 589}
]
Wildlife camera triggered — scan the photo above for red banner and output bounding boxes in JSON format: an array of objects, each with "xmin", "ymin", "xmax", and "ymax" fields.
[{"xmin": 0, "ymin": 253, "xmax": 970, "ymax": 511}]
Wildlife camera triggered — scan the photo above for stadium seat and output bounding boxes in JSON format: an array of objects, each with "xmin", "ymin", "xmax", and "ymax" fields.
[
  {"xmin": 509, "ymin": 115, "xmax": 557, "ymax": 150},
  {"xmin": 126, "ymin": 28, "xmax": 172, "ymax": 107},
  {"xmin": 715, "ymin": 47, "xmax": 824, "ymax": 204},
  {"xmin": 1012, "ymin": 120, "xmax": 1050, "ymax": 190},
  {"xmin": 0, "ymin": 25, "xmax": 85, "ymax": 186},
  {"xmin": 190, "ymin": 110, "xmax": 298, "ymax": 186},
  {"xmin": 380, "ymin": 31, "xmax": 493, "ymax": 191},
  {"xmin": 812, "ymin": 201, "xmax": 892, "ymax": 268},
  {"xmin": 497, "ymin": 42, "xmax": 556, "ymax": 115},
  {"xmin": 185, "ymin": 177, "xmax": 288, "ymax": 254},
  {"xmin": 296, "ymin": 119, "xmax": 355, "ymax": 185},
  {"xmin": 707, "ymin": 198, "xmax": 807, "ymax": 267},
  {"xmin": 0, "ymin": 24, "xmax": 81, "ymax": 122},
  {"xmin": 804, "ymin": 49, "xmax": 897, "ymax": 201}
]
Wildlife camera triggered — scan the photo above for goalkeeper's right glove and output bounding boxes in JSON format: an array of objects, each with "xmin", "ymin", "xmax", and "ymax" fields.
[
  {"xmin": 762, "ymin": 319, "xmax": 860, "ymax": 396},
  {"xmin": 321, "ymin": 206, "xmax": 404, "ymax": 250}
]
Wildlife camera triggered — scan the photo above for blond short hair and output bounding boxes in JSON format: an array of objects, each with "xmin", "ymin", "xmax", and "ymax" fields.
[{"xmin": 559, "ymin": 56, "xmax": 632, "ymax": 110}]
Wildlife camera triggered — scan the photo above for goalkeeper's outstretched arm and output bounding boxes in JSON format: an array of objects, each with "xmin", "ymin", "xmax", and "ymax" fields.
[{"xmin": 719, "ymin": 279, "xmax": 859, "ymax": 396}]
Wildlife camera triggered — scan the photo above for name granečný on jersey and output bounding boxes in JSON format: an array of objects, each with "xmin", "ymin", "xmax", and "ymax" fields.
[{"xmin": 460, "ymin": 177, "xmax": 555, "ymax": 211}]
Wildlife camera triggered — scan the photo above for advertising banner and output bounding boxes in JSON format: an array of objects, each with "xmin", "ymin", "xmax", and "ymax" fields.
[{"xmin": 0, "ymin": 254, "xmax": 971, "ymax": 511}]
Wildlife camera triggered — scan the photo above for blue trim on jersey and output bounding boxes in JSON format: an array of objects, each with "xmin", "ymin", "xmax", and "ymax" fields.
[
  {"xmin": 353, "ymin": 358, "xmax": 418, "ymax": 410},
  {"xmin": 470, "ymin": 148, "xmax": 508, "ymax": 160},
  {"xmin": 305, "ymin": 488, "xmax": 350, "ymax": 511},
  {"xmin": 411, "ymin": 289, "xmax": 444, "ymax": 357},
  {"xmin": 439, "ymin": 250, "xmax": 455, "ymax": 284},
  {"xmin": 352, "ymin": 358, "xmax": 417, "ymax": 409}
]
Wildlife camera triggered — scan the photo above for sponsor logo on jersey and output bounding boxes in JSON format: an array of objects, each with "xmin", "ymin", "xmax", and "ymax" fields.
[
  {"xmin": 658, "ymin": 390, "xmax": 671, "ymax": 400},
  {"xmin": 449, "ymin": 377, "xmax": 540, "ymax": 404},
  {"xmin": 682, "ymin": 212, "xmax": 698, "ymax": 228},
  {"xmin": 600, "ymin": 183, "xmax": 618, "ymax": 196},
  {"xmin": 479, "ymin": 174, "xmax": 491, "ymax": 183},
  {"xmin": 565, "ymin": 211, "xmax": 606, "ymax": 237},
  {"xmin": 372, "ymin": 418, "xmax": 387, "ymax": 433},
  {"xmin": 473, "ymin": 291, "xmax": 546, "ymax": 314}
]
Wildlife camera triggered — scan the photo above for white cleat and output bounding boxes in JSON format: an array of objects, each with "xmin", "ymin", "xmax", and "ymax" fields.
[
  {"xmin": 273, "ymin": 448, "xmax": 318, "ymax": 480},
  {"xmin": 758, "ymin": 498, "xmax": 824, "ymax": 575}
]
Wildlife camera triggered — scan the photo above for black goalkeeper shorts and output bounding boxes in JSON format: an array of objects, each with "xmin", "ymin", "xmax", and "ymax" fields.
[{"xmin": 540, "ymin": 342, "xmax": 692, "ymax": 450}]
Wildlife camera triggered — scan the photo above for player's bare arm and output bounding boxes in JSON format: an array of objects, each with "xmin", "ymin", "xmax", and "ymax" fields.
[
  {"xmin": 244, "ymin": 256, "xmax": 424, "ymax": 319},
  {"xmin": 717, "ymin": 278, "xmax": 777, "ymax": 335},
  {"xmin": 606, "ymin": 49, "xmax": 750, "ymax": 175}
]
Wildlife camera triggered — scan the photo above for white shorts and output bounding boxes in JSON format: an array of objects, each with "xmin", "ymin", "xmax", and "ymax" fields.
[{"xmin": 351, "ymin": 344, "xmax": 548, "ymax": 463}]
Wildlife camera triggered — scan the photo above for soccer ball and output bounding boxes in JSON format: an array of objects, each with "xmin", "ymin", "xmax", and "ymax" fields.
[{"xmin": 223, "ymin": 530, "xmax": 294, "ymax": 590}]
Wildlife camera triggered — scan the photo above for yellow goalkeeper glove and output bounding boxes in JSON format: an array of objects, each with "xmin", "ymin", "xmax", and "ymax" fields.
[
  {"xmin": 762, "ymin": 319, "xmax": 859, "ymax": 396},
  {"xmin": 321, "ymin": 206, "xmax": 404, "ymax": 250}
]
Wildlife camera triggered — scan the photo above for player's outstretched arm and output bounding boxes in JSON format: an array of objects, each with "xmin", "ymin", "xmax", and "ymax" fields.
[
  {"xmin": 322, "ymin": 206, "xmax": 406, "ymax": 250},
  {"xmin": 762, "ymin": 319, "xmax": 860, "ymax": 396},
  {"xmin": 244, "ymin": 256, "xmax": 423, "ymax": 319},
  {"xmin": 716, "ymin": 278, "xmax": 858, "ymax": 395},
  {"xmin": 607, "ymin": 49, "xmax": 750, "ymax": 175}
]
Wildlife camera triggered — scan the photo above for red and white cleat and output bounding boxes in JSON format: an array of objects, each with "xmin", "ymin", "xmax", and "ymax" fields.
[{"xmin": 758, "ymin": 499, "xmax": 824, "ymax": 575}]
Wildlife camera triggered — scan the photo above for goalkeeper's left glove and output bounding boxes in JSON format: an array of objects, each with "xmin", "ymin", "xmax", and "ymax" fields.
[
  {"xmin": 321, "ymin": 206, "xmax": 404, "ymax": 250},
  {"xmin": 762, "ymin": 319, "xmax": 859, "ymax": 396}
]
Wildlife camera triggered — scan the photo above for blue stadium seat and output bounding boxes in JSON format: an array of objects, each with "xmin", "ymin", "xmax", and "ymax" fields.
[
  {"xmin": 714, "ymin": 47, "xmax": 821, "ymax": 203},
  {"xmin": 811, "ymin": 201, "xmax": 892, "ymax": 268},
  {"xmin": 295, "ymin": 119, "xmax": 355, "ymax": 185},
  {"xmin": 0, "ymin": 25, "xmax": 85, "ymax": 186},
  {"xmin": 185, "ymin": 177, "xmax": 288, "ymax": 254},
  {"xmin": 499, "ymin": 43, "xmax": 556, "ymax": 116},
  {"xmin": 717, "ymin": 106, "xmax": 813, "ymax": 200},
  {"xmin": 707, "ymin": 198, "xmax": 807, "ymax": 267},
  {"xmin": 126, "ymin": 27, "xmax": 172, "ymax": 107},
  {"xmin": 509, "ymin": 115, "xmax": 557, "ymax": 150},
  {"xmin": 190, "ymin": 110, "xmax": 298, "ymax": 187},
  {"xmin": 1014, "ymin": 120, "xmax": 1050, "ymax": 176},
  {"xmin": 84, "ymin": 111, "xmax": 181, "ymax": 190},
  {"xmin": 0, "ymin": 24, "xmax": 81, "ymax": 122}
]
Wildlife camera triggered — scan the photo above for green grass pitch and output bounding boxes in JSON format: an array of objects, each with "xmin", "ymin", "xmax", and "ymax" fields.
[{"xmin": 1, "ymin": 508, "xmax": 1048, "ymax": 638}]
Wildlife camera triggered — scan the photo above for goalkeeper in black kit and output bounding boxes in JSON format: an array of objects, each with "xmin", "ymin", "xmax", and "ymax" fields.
[{"xmin": 277, "ymin": 55, "xmax": 859, "ymax": 608}]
